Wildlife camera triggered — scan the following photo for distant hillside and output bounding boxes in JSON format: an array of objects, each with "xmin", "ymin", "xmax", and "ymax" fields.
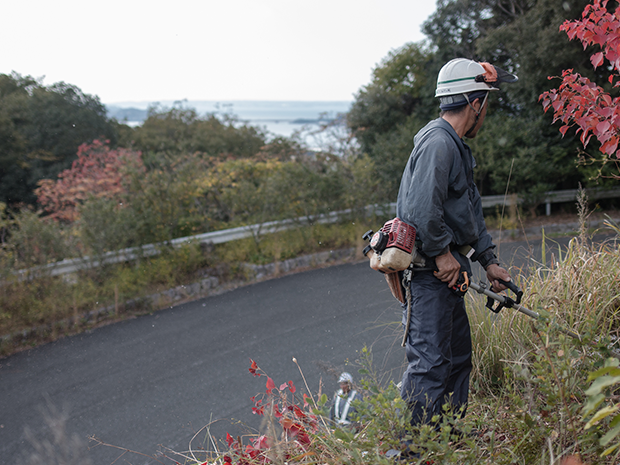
[
  {"xmin": 105, "ymin": 100, "xmax": 351, "ymax": 121},
  {"xmin": 104, "ymin": 100, "xmax": 352, "ymax": 137},
  {"xmin": 106, "ymin": 105, "xmax": 148, "ymax": 123}
]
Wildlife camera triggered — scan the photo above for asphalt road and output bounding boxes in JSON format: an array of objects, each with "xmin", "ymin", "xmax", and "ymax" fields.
[
  {"xmin": 1, "ymin": 261, "xmax": 406, "ymax": 465},
  {"xmin": 1, "ymin": 232, "xmax": 614, "ymax": 465}
]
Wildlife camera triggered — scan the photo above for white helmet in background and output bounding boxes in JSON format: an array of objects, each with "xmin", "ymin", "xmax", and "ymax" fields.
[{"xmin": 338, "ymin": 372, "xmax": 353, "ymax": 384}]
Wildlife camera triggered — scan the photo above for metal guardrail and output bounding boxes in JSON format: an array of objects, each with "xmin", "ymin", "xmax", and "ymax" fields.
[
  {"xmin": 15, "ymin": 204, "xmax": 395, "ymax": 279},
  {"xmin": 480, "ymin": 187, "xmax": 620, "ymax": 215},
  {"xmin": 14, "ymin": 187, "xmax": 620, "ymax": 279}
]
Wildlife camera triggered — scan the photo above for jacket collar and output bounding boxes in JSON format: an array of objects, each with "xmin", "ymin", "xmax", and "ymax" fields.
[{"xmin": 431, "ymin": 117, "xmax": 466, "ymax": 153}]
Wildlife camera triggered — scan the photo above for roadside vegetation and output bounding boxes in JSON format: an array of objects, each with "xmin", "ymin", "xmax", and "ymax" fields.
[{"xmin": 0, "ymin": 137, "xmax": 385, "ymax": 354}]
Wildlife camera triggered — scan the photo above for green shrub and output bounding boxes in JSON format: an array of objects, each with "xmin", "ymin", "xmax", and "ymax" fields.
[
  {"xmin": 583, "ymin": 357, "xmax": 620, "ymax": 457},
  {"xmin": 10, "ymin": 208, "xmax": 73, "ymax": 267},
  {"xmin": 78, "ymin": 197, "xmax": 142, "ymax": 255}
]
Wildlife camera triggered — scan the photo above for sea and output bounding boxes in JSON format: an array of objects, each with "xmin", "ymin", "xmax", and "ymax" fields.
[{"xmin": 105, "ymin": 100, "xmax": 353, "ymax": 140}]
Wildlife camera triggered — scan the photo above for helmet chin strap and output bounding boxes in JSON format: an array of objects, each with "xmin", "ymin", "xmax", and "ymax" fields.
[{"xmin": 464, "ymin": 92, "xmax": 489, "ymax": 138}]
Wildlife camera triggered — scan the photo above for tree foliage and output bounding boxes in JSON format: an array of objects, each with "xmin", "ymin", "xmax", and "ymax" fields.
[
  {"xmin": 126, "ymin": 151, "xmax": 213, "ymax": 243},
  {"xmin": 35, "ymin": 140, "xmax": 143, "ymax": 222},
  {"xmin": 540, "ymin": 0, "xmax": 620, "ymax": 178},
  {"xmin": 348, "ymin": 43, "xmax": 436, "ymax": 152},
  {"xmin": 347, "ymin": 43, "xmax": 439, "ymax": 198},
  {"xmin": 128, "ymin": 103, "xmax": 267, "ymax": 160},
  {"xmin": 0, "ymin": 73, "xmax": 117, "ymax": 206},
  {"xmin": 463, "ymin": 0, "xmax": 601, "ymax": 199}
]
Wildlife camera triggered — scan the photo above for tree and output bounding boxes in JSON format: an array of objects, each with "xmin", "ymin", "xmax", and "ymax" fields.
[
  {"xmin": 0, "ymin": 74, "xmax": 38, "ymax": 206},
  {"xmin": 130, "ymin": 102, "xmax": 267, "ymax": 161},
  {"xmin": 125, "ymin": 151, "xmax": 213, "ymax": 242},
  {"xmin": 35, "ymin": 140, "xmax": 143, "ymax": 222},
  {"xmin": 424, "ymin": 0, "xmax": 603, "ymax": 198},
  {"xmin": 540, "ymin": 0, "xmax": 620, "ymax": 178},
  {"xmin": 348, "ymin": 43, "xmax": 437, "ymax": 152},
  {"xmin": 347, "ymin": 43, "xmax": 438, "ymax": 199},
  {"xmin": 0, "ymin": 73, "xmax": 118, "ymax": 206},
  {"xmin": 422, "ymin": 0, "xmax": 497, "ymax": 61}
]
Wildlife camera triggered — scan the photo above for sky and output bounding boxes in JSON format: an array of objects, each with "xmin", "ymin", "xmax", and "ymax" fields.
[{"xmin": 0, "ymin": 1, "xmax": 437, "ymax": 105}]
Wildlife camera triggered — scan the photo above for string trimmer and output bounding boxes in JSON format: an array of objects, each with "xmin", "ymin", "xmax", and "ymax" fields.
[{"xmin": 452, "ymin": 271, "xmax": 580, "ymax": 340}]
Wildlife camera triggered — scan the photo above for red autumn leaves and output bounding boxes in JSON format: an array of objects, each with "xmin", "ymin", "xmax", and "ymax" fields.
[
  {"xmin": 248, "ymin": 359, "xmax": 296, "ymax": 395},
  {"xmin": 225, "ymin": 360, "xmax": 317, "ymax": 464},
  {"xmin": 225, "ymin": 433, "xmax": 273, "ymax": 464},
  {"xmin": 35, "ymin": 139, "xmax": 143, "ymax": 222},
  {"xmin": 248, "ymin": 359, "xmax": 259, "ymax": 377},
  {"xmin": 540, "ymin": 0, "xmax": 620, "ymax": 161}
]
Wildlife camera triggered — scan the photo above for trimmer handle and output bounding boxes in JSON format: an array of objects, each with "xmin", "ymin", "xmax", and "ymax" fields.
[
  {"xmin": 486, "ymin": 278, "xmax": 523, "ymax": 313},
  {"xmin": 498, "ymin": 279, "xmax": 523, "ymax": 304}
]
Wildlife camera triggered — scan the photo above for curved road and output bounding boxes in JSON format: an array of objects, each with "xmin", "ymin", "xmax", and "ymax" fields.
[
  {"xmin": 1, "ymin": 261, "xmax": 405, "ymax": 465},
  {"xmin": 0, "ymin": 234, "xmax": 611, "ymax": 464}
]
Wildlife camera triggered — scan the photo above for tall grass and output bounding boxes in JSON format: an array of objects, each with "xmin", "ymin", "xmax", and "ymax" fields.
[{"xmin": 460, "ymin": 196, "xmax": 620, "ymax": 463}]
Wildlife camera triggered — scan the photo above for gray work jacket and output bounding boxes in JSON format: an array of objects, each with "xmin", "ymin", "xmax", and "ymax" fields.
[{"xmin": 396, "ymin": 117, "xmax": 494, "ymax": 261}]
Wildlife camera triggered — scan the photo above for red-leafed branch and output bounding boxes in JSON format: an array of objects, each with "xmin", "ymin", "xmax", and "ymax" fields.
[
  {"xmin": 223, "ymin": 360, "xmax": 322, "ymax": 464},
  {"xmin": 540, "ymin": 0, "xmax": 620, "ymax": 170}
]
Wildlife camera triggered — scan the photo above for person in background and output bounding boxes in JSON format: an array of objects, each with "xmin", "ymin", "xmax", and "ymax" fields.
[{"xmin": 329, "ymin": 372, "xmax": 357, "ymax": 426}]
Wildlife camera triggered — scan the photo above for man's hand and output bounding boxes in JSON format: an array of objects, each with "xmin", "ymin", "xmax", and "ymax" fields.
[
  {"xmin": 486, "ymin": 263, "xmax": 511, "ymax": 292},
  {"xmin": 434, "ymin": 251, "xmax": 461, "ymax": 288}
]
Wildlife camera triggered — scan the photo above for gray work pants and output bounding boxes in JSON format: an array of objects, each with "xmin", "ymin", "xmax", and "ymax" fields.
[{"xmin": 400, "ymin": 270, "xmax": 472, "ymax": 426}]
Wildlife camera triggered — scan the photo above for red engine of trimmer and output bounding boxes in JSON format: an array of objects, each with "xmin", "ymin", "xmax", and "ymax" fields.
[
  {"xmin": 364, "ymin": 217, "xmax": 416, "ymax": 273},
  {"xmin": 372, "ymin": 217, "xmax": 416, "ymax": 254}
]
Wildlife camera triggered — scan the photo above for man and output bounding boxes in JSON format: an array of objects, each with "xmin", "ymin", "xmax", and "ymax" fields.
[
  {"xmin": 395, "ymin": 58, "xmax": 517, "ymax": 428},
  {"xmin": 329, "ymin": 372, "xmax": 357, "ymax": 426}
]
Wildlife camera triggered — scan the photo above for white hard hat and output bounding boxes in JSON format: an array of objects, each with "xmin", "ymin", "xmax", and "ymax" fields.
[
  {"xmin": 338, "ymin": 372, "xmax": 353, "ymax": 383},
  {"xmin": 435, "ymin": 58, "xmax": 518, "ymax": 98}
]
